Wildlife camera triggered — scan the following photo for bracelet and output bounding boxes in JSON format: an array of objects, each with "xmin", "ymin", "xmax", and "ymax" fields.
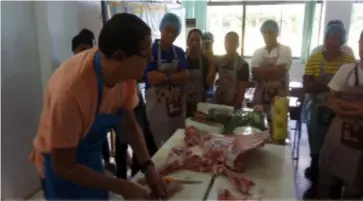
[{"xmin": 140, "ymin": 159, "xmax": 154, "ymax": 174}]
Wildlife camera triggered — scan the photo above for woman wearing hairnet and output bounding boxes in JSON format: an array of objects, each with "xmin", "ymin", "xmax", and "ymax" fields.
[
  {"xmin": 302, "ymin": 24, "xmax": 356, "ymax": 199},
  {"xmin": 202, "ymin": 32, "xmax": 216, "ymax": 100},
  {"xmin": 251, "ymin": 20, "xmax": 292, "ymax": 122},
  {"xmin": 311, "ymin": 20, "xmax": 355, "ymax": 57},
  {"xmin": 144, "ymin": 13, "xmax": 187, "ymax": 148},
  {"xmin": 202, "ymin": 31, "xmax": 215, "ymax": 62},
  {"xmin": 304, "ymin": 20, "xmax": 355, "ymax": 182},
  {"xmin": 318, "ymin": 30, "xmax": 363, "ymax": 199}
]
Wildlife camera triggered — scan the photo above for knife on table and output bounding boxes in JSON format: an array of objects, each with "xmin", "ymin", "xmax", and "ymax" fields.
[{"xmin": 163, "ymin": 176, "xmax": 202, "ymax": 184}]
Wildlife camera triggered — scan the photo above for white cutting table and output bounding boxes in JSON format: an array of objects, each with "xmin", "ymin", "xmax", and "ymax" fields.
[
  {"xmin": 130, "ymin": 129, "xmax": 213, "ymax": 200},
  {"xmin": 123, "ymin": 129, "xmax": 296, "ymax": 200}
]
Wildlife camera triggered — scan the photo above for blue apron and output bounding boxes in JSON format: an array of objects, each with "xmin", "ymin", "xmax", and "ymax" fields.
[{"xmin": 42, "ymin": 51, "xmax": 122, "ymax": 200}]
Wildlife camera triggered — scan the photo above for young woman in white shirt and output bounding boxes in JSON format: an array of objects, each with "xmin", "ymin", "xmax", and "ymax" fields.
[{"xmin": 318, "ymin": 30, "xmax": 363, "ymax": 199}]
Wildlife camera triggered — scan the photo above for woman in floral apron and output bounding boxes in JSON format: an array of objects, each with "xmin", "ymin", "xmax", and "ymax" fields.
[
  {"xmin": 185, "ymin": 29, "xmax": 216, "ymax": 117},
  {"xmin": 145, "ymin": 13, "xmax": 188, "ymax": 148},
  {"xmin": 213, "ymin": 31, "xmax": 249, "ymax": 109},
  {"xmin": 251, "ymin": 20, "xmax": 292, "ymax": 123},
  {"xmin": 305, "ymin": 20, "xmax": 356, "ymax": 181},
  {"xmin": 302, "ymin": 24, "xmax": 356, "ymax": 199},
  {"xmin": 318, "ymin": 30, "xmax": 363, "ymax": 199}
]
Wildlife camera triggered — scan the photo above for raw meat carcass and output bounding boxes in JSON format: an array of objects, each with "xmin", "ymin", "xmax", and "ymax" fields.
[
  {"xmin": 138, "ymin": 127, "xmax": 269, "ymax": 199},
  {"xmin": 218, "ymin": 189, "xmax": 249, "ymax": 201},
  {"xmin": 186, "ymin": 126, "xmax": 270, "ymax": 172}
]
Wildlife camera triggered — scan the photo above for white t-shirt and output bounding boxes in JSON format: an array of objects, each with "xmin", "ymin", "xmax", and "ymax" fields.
[
  {"xmin": 251, "ymin": 44, "xmax": 293, "ymax": 70},
  {"xmin": 310, "ymin": 44, "xmax": 355, "ymax": 58},
  {"xmin": 328, "ymin": 62, "xmax": 363, "ymax": 92}
]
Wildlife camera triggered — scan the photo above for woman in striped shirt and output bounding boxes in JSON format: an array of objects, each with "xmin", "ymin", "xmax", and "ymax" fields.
[{"xmin": 302, "ymin": 24, "xmax": 356, "ymax": 199}]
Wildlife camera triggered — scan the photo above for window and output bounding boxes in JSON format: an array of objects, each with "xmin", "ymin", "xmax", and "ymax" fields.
[
  {"xmin": 207, "ymin": 5, "xmax": 243, "ymax": 55},
  {"xmin": 347, "ymin": 2, "xmax": 363, "ymax": 59},
  {"xmin": 207, "ymin": 1, "xmax": 323, "ymax": 58}
]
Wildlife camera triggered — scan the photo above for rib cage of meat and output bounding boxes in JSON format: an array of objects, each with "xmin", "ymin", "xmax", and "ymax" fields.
[{"xmin": 139, "ymin": 127, "xmax": 269, "ymax": 200}]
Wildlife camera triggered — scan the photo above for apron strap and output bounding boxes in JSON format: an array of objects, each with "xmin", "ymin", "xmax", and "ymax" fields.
[
  {"xmin": 93, "ymin": 51, "xmax": 104, "ymax": 113},
  {"xmin": 354, "ymin": 63, "xmax": 360, "ymax": 87}
]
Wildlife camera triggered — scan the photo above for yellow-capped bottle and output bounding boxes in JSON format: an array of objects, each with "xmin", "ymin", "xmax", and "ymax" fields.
[{"xmin": 272, "ymin": 96, "xmax": 289, "ymax": 142}]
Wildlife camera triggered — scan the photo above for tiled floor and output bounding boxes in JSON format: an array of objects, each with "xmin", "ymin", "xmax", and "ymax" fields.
[
  {"xmin": 290, "ymin": 122, "xmax": 311, "ymax": 200},
  {"xmin": 28, "ymin": 121, "xmax": 312, "ymax": 200}
]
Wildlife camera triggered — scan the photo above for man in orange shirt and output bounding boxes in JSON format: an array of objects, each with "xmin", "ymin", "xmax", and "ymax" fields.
[{"xmin": 29, "ymin": 13, "xmax": 166, "ymax": 200}]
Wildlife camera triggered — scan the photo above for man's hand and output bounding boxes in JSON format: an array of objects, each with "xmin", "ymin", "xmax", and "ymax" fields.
[
  {"xmin": 148, "ymin": 71, "xmax": 166, "ymax": 85},
  {"xmin": 119, "ymin": 181, "xmax": 150, "ymax": 200},
  {"xmin": 145, "ymin": 166, "xmax": 167, "ymax": 199}
]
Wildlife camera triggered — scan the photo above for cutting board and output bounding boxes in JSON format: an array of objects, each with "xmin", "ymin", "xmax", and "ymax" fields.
[
  {"xmin": 207, "ymin": 144, "xmax": 296, "ymax": 200},
  {"xmin": 197, "ymin": 102, "xmax": 234, "ymax": 115},
  {"xmin": 185, "ymin": 117, "xmax": 224, "ymax": 133}
]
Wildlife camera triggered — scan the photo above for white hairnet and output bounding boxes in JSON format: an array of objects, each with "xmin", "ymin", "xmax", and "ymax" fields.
[
  {"xmin": 159, "ymin": 13, "xmax": 181, "ymax": 34},
  {"xmin": 202, "ymin": 31, "xmax": 214, "ymax": 42},
  {"xmin": 324, "ymin": 24, "xmax": 346, "ymax": 44},
  {"xmin": 260, "ymin": 20, "xmax": 279, "ymax": 34}
]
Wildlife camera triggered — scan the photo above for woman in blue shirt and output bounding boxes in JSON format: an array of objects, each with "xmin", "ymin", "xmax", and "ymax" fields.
[{"xmin": 144, "ymin": 13, "xmax": 188, "ymax": 148}]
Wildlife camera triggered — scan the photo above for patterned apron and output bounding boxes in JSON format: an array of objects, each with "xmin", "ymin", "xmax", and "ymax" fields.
[
  {"xmin": 185, "ymin": 56, "xmax": 205, "ymax": 117},
  {"xmin": 309, "ymin": 57, "xmax": 340, "ymax": 155},
  {"xmin": 145, "ymin": 44, "xmax": 186, "ymax": 148},
  {"xmin": 252, "ymin": 46, "xmax": 289, "ymax": 120},
  {"xmin": 319, "ymin": 63, "xmax": 363, "ymax": 193},
  {"xmin": 213, "ymin": 56, "xmax": 239, "ymax": 106}
]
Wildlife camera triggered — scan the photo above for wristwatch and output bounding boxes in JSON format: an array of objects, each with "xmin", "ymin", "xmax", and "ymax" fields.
[{"xmin": 140, "ymin": 159, "xmax": 154, "ymax": 174}]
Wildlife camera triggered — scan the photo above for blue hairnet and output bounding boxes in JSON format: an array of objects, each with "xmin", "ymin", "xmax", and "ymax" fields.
[
  {"xmin": 324, "ymin": 24, "xmax": 346, "ymax": 44},
  {"xmin": 202, "ymin": 31, "xmax": 214, "ymax": 42},
  {"xmin": 260, "ymin": 20, "xmax": 279, "ymax": 34},
  {"xmin": 327, "ymin": 20, "xmax": 343, "ymax": 28},
  {"xmin": 159, "ymin": 13, "xmax": 181, "ymax": 34}
]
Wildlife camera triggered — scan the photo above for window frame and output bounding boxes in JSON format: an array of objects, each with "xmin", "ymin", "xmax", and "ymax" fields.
[{"xmin": 207, "ymin": 0, "xmax": 324, "ymax": 59}]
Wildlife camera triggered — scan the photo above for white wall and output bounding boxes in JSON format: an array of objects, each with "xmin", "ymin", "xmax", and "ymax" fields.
[
  {"xmin": 1, "ymin": 1, "xmax": 44, "ymax": 199},
  {"xmin": 1, "ymin": 1, "xmax": 102, "ymax": 199}
]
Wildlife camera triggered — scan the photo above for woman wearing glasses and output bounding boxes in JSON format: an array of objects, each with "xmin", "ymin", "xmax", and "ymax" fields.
[{"xmin": 144, "ymin": 13, "xmax": 188, "ymax": 148}]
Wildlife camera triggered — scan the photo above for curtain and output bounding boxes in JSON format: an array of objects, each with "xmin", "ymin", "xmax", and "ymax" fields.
[
  {"xmin": 108, "ymin": 1, "xmax": 167, "ymax": 41},
  {"xmin": 300, "ymin": 0, "xmax": 316, "ymax": 63}
]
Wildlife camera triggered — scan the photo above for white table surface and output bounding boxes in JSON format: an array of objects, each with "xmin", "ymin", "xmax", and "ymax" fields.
[
  {"xmin": 131, "ymin": 129, "xmax": 213, "ymax": 200},
  {"xmin": 207, "ymin": 143, "xmax": 296, "ymax": 200}
]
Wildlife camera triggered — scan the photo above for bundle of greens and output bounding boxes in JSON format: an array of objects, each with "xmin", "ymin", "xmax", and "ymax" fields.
[{"xmin": 223, "ymin": 109, "xmax": 267, "ymax": 134}]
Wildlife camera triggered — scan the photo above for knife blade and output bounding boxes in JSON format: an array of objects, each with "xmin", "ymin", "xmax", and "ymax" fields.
[{"xmin": 172, "ymin": 179, "xmax": 203, "ymax": 184}]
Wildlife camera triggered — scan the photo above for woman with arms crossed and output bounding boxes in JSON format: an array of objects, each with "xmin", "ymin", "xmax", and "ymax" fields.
[
  {"xmin": 185, "ymin": 29, "xmax": 215, "ymax": 117},
  {"xmin": 251, "ymin": 19, "xmax": 292, "ymax": 123},
  {"xmin": 29, "ymin": 13, "xmax": 166, "ymax": 200},
  {"xmin": 302, "ymin": 24, "xmax": 356, "ymax": 199},
  {"xmin": 213, "ymin": 31, "xmax": 249, "ymax": 109},
  {"xmin": 319, "ymin": 30, "xmax": 363, "ymax": 199},
  {"xmin": 145, "ymin": 13, "xmax": 188, "ymax": 148}
]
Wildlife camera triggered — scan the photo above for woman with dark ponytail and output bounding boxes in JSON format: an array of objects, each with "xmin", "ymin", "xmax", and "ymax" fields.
[{"xmin": 71, "ymin": 29, "xmax": 95, "ymax": 54}]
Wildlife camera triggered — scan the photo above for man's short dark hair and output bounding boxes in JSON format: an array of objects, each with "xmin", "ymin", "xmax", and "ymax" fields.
[
  {"xmin": 187, "ymin": 28, "xmax": 202, "ymax": 39},
  {"xmin": 98, "ymin": 13, "xmax": 151, "ymax": 58},
  {"xmin": 225, "ymin": 31, "xmax": 239, "ymax": 43},
  {"xmin": 327, "ymin": 20, "xmax": 343, "ymax": 28}
]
